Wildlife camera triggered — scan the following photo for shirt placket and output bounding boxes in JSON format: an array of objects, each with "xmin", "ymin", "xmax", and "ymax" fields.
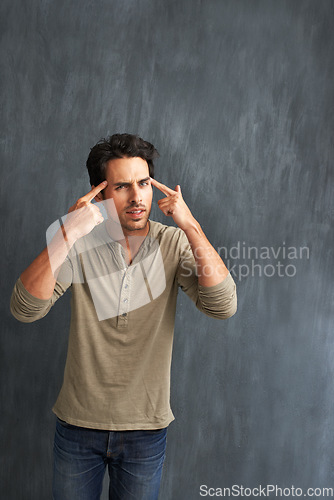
[
  {"xmin": 117, "ymin": 268, "xmax": 131, "ymax": 328},
  {"xmin": 115, "ymin": 239, "xmax": 149, "ymax": 329},
  {"xmin": 114, "ymin": 244, "xmax": 130, "ymax": 329}
]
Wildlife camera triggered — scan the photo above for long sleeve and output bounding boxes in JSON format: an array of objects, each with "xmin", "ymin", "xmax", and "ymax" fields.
[
  {"xmin": 10, "ymin": 220, "xmax": 237, "ymax": 431},
  {"xmin": 10, "ymin": 256, "xmax": 72, "ymax": 323},
  {"xmin": 10, "ymin": 278, "xmax": 70, "ymax": 323},
  {"xmin": 175, "ymin": 229, "xmax": 237, "ymax": 319}
]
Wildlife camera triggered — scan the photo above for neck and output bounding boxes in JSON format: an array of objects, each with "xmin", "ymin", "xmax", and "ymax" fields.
[
  {"xmin": 105, "ymin": 219, "xmax": 150, "ymax": 264},
  {"xmin": 105, "ymin": 219, "xmax": 150, "ymax": 240}
]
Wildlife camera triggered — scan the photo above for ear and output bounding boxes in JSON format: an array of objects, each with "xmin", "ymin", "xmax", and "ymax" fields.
[{"xmin": 92, "ymin": 185, "xmax": 104, "ymax": 203}]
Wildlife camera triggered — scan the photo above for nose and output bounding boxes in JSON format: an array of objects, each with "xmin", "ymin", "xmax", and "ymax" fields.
[{"xmin": 128, "ymin": 184, "xmax": 142, "ymax": 204}]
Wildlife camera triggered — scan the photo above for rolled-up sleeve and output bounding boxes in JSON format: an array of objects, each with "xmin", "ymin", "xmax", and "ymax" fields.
[
  {"xmin": 197, "ymin": 273, "xmax": 237, "ymax": 319},
  {"xmin": 176, "ymin": 230, "xmax": 237, "ymax": 320},
  {"xmin": 10, "ymin": 250, "xmax": 73, "ymax": 323},
  {"xmin": 10, "ymin": 277, "xmax": 70, "ymax": 323}
]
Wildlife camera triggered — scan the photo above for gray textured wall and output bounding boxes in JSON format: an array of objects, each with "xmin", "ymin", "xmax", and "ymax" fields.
[{"xmin": 2, "ymin": 1, "xmax": 334, "ymax": 499}]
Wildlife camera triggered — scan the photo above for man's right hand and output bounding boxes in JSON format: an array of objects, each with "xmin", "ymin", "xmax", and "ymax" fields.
[
  {"xmin": 18, "ymin": 181, "xmax": 109, "ymax": 300},
  {"xmin": 63, "ymin": 181, "xmax": 108, "ymax": 243}
]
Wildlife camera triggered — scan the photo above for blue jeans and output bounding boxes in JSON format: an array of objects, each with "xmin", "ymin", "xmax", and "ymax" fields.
[{"xmin": 53, "ymin": 418, "xmax": 167, "ymax": 500}]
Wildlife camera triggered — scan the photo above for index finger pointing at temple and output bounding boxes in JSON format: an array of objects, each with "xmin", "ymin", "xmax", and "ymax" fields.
[
  {"xmin": 83, "ymin": 181, "xmax": 108, "ymax": 202},
  {"xmin": 150, "ymin": 177, "xmax": 175, "ymax": 196}
]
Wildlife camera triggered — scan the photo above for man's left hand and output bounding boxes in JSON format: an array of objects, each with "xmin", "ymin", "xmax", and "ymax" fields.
[{"xmin": 150, "ymin": 177, "xmax": 197, "ymax": 232}]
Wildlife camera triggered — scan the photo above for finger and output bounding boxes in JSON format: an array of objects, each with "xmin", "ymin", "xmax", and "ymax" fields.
[
  {"xmin": 157, "ymin": 199, "xmax": 176, "ymax": 216},
  {"xmin": 157, "ymin": 198, "xmax": 176, "ymax": 209},
  {"xmin": 95, "ymin": 215, "xmax": 104, "ymax": 225},
  {"xmin": 92, "ymin": 204, "xmax": 103, "ymax": 217},
  {"xmin": 150, "ymin": 177, "xmax": 175, "ymax": 196},
  {"xmin": 82, "ymin": 180, "xmax": 108, "ymax": 202},
  {"xmin": 91, "ymin": 205, "xmax": 104, "ymax": 225},
  {"xmin": 158, "ymin": 194, "xmax": 179, "ymax": 207},
  {"xmin": 157, "ymin": 200, "xmax": 174, "ymax": 216}
]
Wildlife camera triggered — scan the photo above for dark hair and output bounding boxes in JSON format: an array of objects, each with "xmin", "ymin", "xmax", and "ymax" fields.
[{"xmin": 86, "ymin": 133, "xmax": 159, "ymax": 187}]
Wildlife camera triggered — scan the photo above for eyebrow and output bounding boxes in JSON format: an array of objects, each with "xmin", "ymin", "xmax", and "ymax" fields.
[{"xmin": 113, "ymin": 177, "xmax": 150, "ymax": 187}]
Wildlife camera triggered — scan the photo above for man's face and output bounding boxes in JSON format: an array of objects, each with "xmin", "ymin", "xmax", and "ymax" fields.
[{"xmin": 99, "ymin": 157, "xmax": 153, "ymax": 238}]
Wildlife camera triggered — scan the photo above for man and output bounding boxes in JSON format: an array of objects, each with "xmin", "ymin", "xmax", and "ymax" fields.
[{"xmin": 10, "ymin": 133, "xmax": 237, "ymax": 500}]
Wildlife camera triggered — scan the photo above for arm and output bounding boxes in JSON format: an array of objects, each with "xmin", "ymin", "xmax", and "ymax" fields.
[
  {"xmin": 175, "ymin": 228, "xmax": 237, "ymax": 319},
  {"xmin": 181, "ymin": 221, "xmax": 229, "ymax": 287},
  {"xmin": 10, "ymin": 181, "xmax": 108, "ymax": 323},
  {"xmin": 150, "ymin": 178, "xmax": 230, "ymax": 286},
  {"xmin": 19, "ymin": 181, "xmax": 107, "ymax": 300},
  {"xmin": 20, "ymin": 227, "xmax": 76, "ymax": 300},
  {"xmin": 150, "ymin": 177, "xmax": 237, "ymax": 319}
]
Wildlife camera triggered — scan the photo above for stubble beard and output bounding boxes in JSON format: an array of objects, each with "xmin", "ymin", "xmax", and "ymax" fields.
[
  {"xmin": 103, "ymin": 195, "xmax": 152, "ymax": 240},
  {"xmin": 105, "ymin": 207, "xmax": 151, "ymax": 240},
  {"xmin": 120, "ymin": 209, "xmax": 151, "ymax": 234}
]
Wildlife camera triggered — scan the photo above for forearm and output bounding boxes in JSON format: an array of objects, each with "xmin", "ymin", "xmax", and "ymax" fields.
[
  {"xmin": 18, "ymin": 181, "xmax": 106, "ymax": 301},
  {"xmin": 150, "ymin": 178, "xmax": 230, "ymax": 287},
  {"xmin": 20, "ymin": 227, "xmax": 75, "ymax": 300},
  {"xmin": 183, "ymin": 219, "xmax": 229, "ymax": 287}
]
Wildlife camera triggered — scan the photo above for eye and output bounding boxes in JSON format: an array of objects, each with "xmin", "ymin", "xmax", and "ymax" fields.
[
  {"xmin": 116, "ymin": 185, "xmax": 126, "ymax": 190},
  {"xmin": 140, "ymin": 181, "xmax": 149, "ymax": 186}
]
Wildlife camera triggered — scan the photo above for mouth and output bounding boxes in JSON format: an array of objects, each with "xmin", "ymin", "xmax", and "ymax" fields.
[{"xmin": 125, "ymin": 209, "xmax": 146, "ymax": 219}]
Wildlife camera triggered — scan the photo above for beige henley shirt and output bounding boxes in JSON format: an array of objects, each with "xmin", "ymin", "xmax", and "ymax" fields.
[{"xmin": 10, "ymin": 219, "xmax": 237, "ymax": 430}]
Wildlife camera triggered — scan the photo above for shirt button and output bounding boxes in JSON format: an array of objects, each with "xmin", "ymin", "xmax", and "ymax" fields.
[
  {"xmin": 123, "ymin": 298, "xmax": 128, "ymax": 303},
  {"xmin": 122, "ymin": 313, "xmax": 127, "ymax": 317},
  {"xmin": 124, "ymin": 284, "xmax": 128, "ymax": 289}
]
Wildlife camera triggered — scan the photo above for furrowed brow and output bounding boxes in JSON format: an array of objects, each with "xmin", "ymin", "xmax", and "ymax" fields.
[
  {"xmin": 113, "ymin": 181, "xmax": 130, "ymax": 187},
  {"xmin": 113, "ymin": 177, "xmax": 150, "ymax": 187}
]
